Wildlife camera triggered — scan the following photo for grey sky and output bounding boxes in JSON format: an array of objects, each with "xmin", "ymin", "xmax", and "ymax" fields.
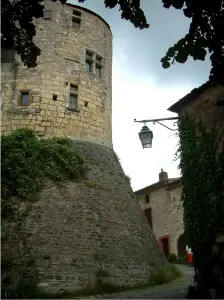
[{"xmin": 70, "ymin": 0, "xmax": 211, "ymax": 190}]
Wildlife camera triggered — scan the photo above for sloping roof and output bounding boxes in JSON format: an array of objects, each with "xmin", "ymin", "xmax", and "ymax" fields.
[
  {"xmin": 168, "ymin": 81, "xmax": 217, "ymax": 113},
  {"xmin": 135, "ymin": 177, "xmax": 180, "ymax": 195}
]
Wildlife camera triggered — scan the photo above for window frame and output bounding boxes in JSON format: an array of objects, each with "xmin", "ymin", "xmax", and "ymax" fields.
[
  {"xmin": 43, "ymin": 9, "xmax": 52, "ymax": 20},
  {"xmin": 18, "ymin": 90, "xmax": 32, "ymax": 106},
  {"xmin": 85, "ymin": 59, "xmax": 93, "ymax": 73},
  {"xmin": 95, "ymin": 63, "xmax": 102, "ymax": 79},
  {"xmin": 68, "ymin": 84, "xmax": 79, "ymax": 112},
  {"xmin": 72, "ymin": 9, "xmax": 81, "ymax": 28},
  {"xmin": 85, "ymin": 50, "xmax": 103, "ymax": 79}
]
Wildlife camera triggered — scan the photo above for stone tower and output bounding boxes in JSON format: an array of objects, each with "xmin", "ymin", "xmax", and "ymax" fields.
[
  {"xmin": 1, "ymin": 1, "xmax": 166, "ymax": 295},
  {"xmin": 1, "ymin": 0, "xmax": 112, "ymax": 147}
]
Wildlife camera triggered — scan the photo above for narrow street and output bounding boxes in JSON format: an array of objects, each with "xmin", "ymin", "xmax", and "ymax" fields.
[{"xmin": 95, "ymin": 265, "xmax": 194, "ymax": 299}]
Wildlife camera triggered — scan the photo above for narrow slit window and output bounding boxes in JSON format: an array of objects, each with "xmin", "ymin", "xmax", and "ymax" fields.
[
  {"xmin": 85, "ymin": 50, "xmax": 94, "ymax": 73},
  {"xmin": 69, "ymin": 84, "xmax": 78, "ymax": 110},
  {"xmin": 85, "ymin": 59, "xmax": 93, "ymax": 72},
  {"xmin": 95, "ymin": 64, "xmax": 102, "ymax": 78},
  {"xmin": 145, "ymin": 195, "xmax": 150, "ymax": 204}
]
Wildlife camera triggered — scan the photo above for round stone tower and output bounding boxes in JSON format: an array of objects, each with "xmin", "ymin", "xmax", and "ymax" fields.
[
  {"xmin": 1, "ymin": 1, "xmax": 167, "ymax": 296},
  {"xmin": 1, "ymin": 0, "xmax": 112, "ymax": 147}
]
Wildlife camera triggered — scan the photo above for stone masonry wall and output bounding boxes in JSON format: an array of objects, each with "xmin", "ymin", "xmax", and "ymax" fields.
[
  {"xmin": 167, "ymin": 186, "xmax": 184, "ymax": 254},
  {"xmin": 180, "ymin": 84, "xmax": 224, "ymax": 129},
  {"xmin": 137, "ymin": 185, "xmax": 183, "ymax": 255},
  {"xmin": 2, "ymin": 141, "xmax": 166, "ymax": 293},
  {"xmin": 1, "ymin": 0, "xmax": 113, "ymax": 147}
]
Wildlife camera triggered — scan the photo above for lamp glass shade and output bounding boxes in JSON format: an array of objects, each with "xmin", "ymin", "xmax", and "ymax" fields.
[{"xmin": 138, "ymin": 125, "xmax": 153, "ymax": 148}]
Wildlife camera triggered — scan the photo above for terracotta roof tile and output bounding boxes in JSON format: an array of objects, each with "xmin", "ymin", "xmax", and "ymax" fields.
[{"xmin": 135, "ymin": 177, "xmax": 181, "ymax": 194}]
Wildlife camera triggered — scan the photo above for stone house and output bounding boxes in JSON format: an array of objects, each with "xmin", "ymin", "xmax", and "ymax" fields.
[
  {"xmin": 168, "ymin": 81, "xmax": 224, "ymax": 129},
  {"xmin": 135, "ymin": 169, "xmax": 186, "ymax": 257},
  {"xmin": 168, "ymin": 80, "xmax": 224, "ymax": 245},
  {"xmin": 135, "ymin": 81, "xmax": 224, "ymax": 260}
]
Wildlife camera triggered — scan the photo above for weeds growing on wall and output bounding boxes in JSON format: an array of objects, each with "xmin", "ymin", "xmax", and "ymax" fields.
[
  {"xmin": 1, "ymin": 128, "xmax": 86, "ymax": 299},
  {"xmin": 177, "ymin": 115, "xmax": 224, "ymax": 298},
  {"xmin": 1, "ymin": 128, "xmax": 85, "ymax": 219}
]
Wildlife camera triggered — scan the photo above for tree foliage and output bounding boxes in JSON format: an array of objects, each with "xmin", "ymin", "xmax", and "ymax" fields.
[
  {"xmin": 1, "ymin": 0, "xmax": 224, "ymax": 83},
  {"xmin": 161, "ymin": 0, "xmax": 224, "ymax": 85},
  {"xmin": 1, "ymin": 0, "xmax": 66, "ymax": 67}
]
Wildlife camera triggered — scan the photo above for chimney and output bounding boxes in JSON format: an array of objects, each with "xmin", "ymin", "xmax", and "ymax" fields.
[{"xmin": 159, "ymin": 168, "xmax": 168, "ymax": 182}]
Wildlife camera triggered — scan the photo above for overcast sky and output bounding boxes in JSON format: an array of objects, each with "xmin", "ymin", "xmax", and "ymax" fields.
[{"xmin": 70, "ymin": 0, "xmax": 211, "ymax": 191}]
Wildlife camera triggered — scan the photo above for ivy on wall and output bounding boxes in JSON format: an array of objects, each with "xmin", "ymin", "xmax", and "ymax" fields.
[
  {"xmin": 177, "ymin": 114, "xmax": 224, "ymax": 298},
  {"xmin": 1, "ymin": 128, "xmax": 86, "ymax": 298},
  {"xmin": 1, "ymin": 128, "xmax": 86, "ymax": 220}
]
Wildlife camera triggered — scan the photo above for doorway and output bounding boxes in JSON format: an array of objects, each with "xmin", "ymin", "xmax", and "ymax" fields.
[
  {"xmin": 177, "ymin": 233, "xmax": 187, "ymax": 257},
  {"xmin": 159, "ymin": 236, "xmax": 170, "ymax": 257},
  {"xmin": 144, "ymin": 208, "xmax": 153, "ymax": 228}
]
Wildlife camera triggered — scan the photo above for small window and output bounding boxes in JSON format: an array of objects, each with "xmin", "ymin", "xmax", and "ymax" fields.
[
  {"xmin": 43, "ymin": 9, "xmax": 52, "ymax": 20},
  {"xmin": 86, "ymin": 50, "xmax": 93, "ymax": 60},
  {"xmin": 1, "ymin": 49, "xmax": 15, "ymax": 63},
  {"xmin": 70, "ymin": 85, "xmax": 78, "ymax": 93},
  {"xmin": 96, "ymin": 55, "xmax": 102, "ymax": 64},
  {"xmin": 73, "ymin": 10, "xmax": 81, "ymax": 17},
  {"xmin": 19, "ymin": 91, "xmax": 31, "ymax": 106},
  {"xmin": 69, "ymin": 94, "xmax": 78, "ymax": 109},
  {"xmin": 85, "ymin": 59, "xmax": 93, "ymax": 72},
  {"xmin": 72, "ymin": 17, "xmax": 81, "ymax": 28},
  {"xmin": 145, "ymin": 195, "xmax": 150, "ymax": 204},
  {"xmin": 85, "ymin": 50, "xmax": 103, "ymax": 78},
  {"xmin": 95, "ymin": 64, "xmax": 102, "ymax": 78},
  {"xmin": 85, "ymin": 50, "xmax": 94, "ymax": 73},
  {"xmin": 72, "ymin": 10, "xmax": 81, "ymax": 28},
  {"xmin": 69, "ymin": 84, "xmax": 78, "ymax": 110}
]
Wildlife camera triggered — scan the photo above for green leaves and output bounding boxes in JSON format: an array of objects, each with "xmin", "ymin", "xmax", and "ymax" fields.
[
  {"xmin": 175, "ymin": 47, "xmax": 189, "ymax": 63},
  {"xmin": 161, "ymin": 60, "xmax": 170, "ymax": 69},
  {"xmin": 178, "ymin": 115, "xmax": 224, "ymax": 293},
  {"xmin": 191, "ymin": 47, "xmax": 207, "ymax": 61},
  {"xmin": 160, "ymin": 0, "xmax": 224, "ymax": 84},
  {"xmin": 1, "ymin": 129, "xmax": 85, "ymax": 218}
]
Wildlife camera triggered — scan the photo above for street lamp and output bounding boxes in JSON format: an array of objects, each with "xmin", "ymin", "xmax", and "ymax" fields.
[
  {"xmin": 138, "ymin": 125, "xmax": 153, "ymax": 148},
  {"xmin": 134, "ymin": 117, "xmax": 179, "ymax": 149}
]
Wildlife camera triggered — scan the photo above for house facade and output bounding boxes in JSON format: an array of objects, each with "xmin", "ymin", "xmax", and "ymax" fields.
[
  {"xmin": 135, "ymin": 81, "xmax": 224, "ymax": 259},
  {"xmin": 135, "ymin": 169, "xmax": 186, "ymax": 257}
]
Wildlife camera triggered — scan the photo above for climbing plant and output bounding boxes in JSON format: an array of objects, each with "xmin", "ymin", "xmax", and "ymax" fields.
[
  {"xmin": 177, "ymin": 115, "xmax": 224, "ymax": 298},
  {"xmin": 1, "ymin": 128, "xmax": 85, "ymax": 218},
  {"xmin": 1, "ymin": 128, "xmax": 86, "ymax": 298}
]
